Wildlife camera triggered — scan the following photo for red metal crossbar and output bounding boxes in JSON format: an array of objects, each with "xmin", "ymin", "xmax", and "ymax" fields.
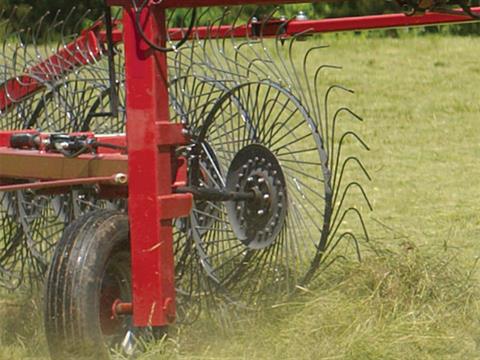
[{"xmin": 169, "ymin": 7, "xmax": 480, "ymax": 40}]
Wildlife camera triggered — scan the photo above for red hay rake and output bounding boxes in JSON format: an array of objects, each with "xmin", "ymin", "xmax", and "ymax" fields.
[{"xmin": 0, "ymin": 0, "xmax": 478, "ymax": 357}]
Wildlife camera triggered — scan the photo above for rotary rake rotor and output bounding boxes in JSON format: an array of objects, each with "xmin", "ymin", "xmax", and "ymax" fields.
[
  {"xmin": 1, "ymin": 0, "xmax": 478, "ymax": 358},
  {"xmin": 166, "ymin": 6, "xmax": 372, "ymax": 305}
]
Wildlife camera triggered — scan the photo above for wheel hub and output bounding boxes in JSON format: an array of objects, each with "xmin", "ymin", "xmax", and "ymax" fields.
[{"xmin": 226, "ymin": 144, "xmax": 287, "ymax": 250}]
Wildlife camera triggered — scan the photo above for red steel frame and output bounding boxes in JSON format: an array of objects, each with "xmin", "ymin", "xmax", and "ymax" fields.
[{"xmin": 0, "ymin": 0, "xmax": 479, "ymax": 327}]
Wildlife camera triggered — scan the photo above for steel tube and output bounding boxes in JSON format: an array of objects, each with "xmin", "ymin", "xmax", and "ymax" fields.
[
  {"xmin": 169, "ymin": 7, "xmax": 480, "ymax": 41},
  {"xmin": 0, "ymin": 149, "xmax": 127, "ymax": 180},
  {"xmin": 0, "ymin": 174, "xmax": 127, "ymax": 192}
]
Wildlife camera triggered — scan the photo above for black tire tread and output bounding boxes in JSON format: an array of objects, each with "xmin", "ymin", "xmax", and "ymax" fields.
[{"xmin": 44, "ymin": 210, "xmax": 129, "ymax": 359}]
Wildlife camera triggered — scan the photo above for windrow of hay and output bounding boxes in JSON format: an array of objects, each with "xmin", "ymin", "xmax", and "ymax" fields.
[
  {"xmin": 2, "ymin": 243, "xmax": 477, "ymax": 360},
  {"xmin": 132, "ymin": 243, "xmax": 480, "ymax": 359}
]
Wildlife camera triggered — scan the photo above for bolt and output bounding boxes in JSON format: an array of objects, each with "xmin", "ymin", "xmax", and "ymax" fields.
[
  {"xmin": 238, "ymin": 173, "xmax": 244, "ymax": 178},
  {"xmin": 273, "ymin": 170, "xmax": 278, "ymax": 176},
  {"xmin": 236, "ymin": 205, "xmax": 242, "ymax": 211},
  {"xmin": 263, "ymin": 194, "xmax": 270, "ymax": 200},
  {"xmin": 247, "ymin": 177, "xmax": 254, "ymax": 183},
  {"xmin": 267, "ymin": 163, "xmax": 272, "ymax": 168},
  {"xmin": 248, "ymin": 159, "xmax": 254, "ymax": 164},
  {"xmin": 261, "ymin": 158, "xmax": 266, "ymax": 163},
  {"xmin": 243, "ymin": 164, "xmax": 248, "ymax": 170},
  {"xmin": 296, "ymin": 11, "xmax": 308, "ymax": 21},
  {"xmin": 255, "ymin": 157, "xmax": 259, "ymax": 162},
  {"xmin": 271, "ymin": 221, "xmax": 276, "ymax": 227},
  {"xmin": 276, "ymin": 180, "xmax": 282, "ymax": 185},
  {"xmin": 258, "ymin": 178, "xmax": 265, "ymax": 184},
  {"xmin": 257, "ymin": 209, "xmax": 265, "ymax": 215},
  {"xmin": 114, "ymin": 173, "xmax": 128, "ymax": 185}
]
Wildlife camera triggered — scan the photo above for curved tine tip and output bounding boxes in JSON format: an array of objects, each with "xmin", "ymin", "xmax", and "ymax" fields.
[
  {"xmin": 333, "ymin": 107, "xmax": 364, "ymax": 125},
  {"xmin": 327, "ymin": 84, "xmax": 354, "ymax": 95},
  {"xmin": 340, "ymin": 156, "xmax": 372, "ymax": 182},
  {"xmin": 338, "ymin": 131, "xmax": 370, "ymax": 152},
  {"xmin": 329, "ymin": 206, "xmax": 370, "ymax": 244},
  {"xmin": 349, "ymin": 182, "xmax": 373, "ymax": 211}
]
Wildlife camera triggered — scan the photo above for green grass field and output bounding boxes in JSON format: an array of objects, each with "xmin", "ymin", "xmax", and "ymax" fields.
[{"xmin": 2, "ymin": 32, "xmax": 480, "ymax": 359}]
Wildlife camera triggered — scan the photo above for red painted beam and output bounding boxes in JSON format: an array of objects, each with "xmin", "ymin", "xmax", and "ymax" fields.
[
  {"xmin": 0, "ymin": 175, "xmax": 126, "ymax": 192},
  {"xmin": 285, "ymin": 8, "xmax": 480, "ymax": 33},
  {"xmin": 108, "ymin": 0, "xmax": 324, "ymax": 8},
  {"xmin": 169, "ymin": 8, "xmax": 480, "ymax": 41},
  {"xmin": 123, "ymin": 5, "xmax": 181, "ymax": 327},
  {"xmin": 0, "ymin": 148, "xmax": 127, "ymax": 180}
]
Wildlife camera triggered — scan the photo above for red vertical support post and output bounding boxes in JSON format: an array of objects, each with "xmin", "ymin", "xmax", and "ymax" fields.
[{"xmin": 123, "ymin": 5, "xmax": 175, "ymax": 326}]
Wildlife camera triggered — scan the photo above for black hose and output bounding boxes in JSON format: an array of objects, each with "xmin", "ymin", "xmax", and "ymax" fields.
[{"xmin": 130, "ymin": 0, "xmax": 196, "ymax": 53}]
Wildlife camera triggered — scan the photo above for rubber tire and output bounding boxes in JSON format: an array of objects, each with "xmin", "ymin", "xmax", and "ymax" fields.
[{"xmin": 44, "ymin": 210, "xmax": 132, "ymax": 359}]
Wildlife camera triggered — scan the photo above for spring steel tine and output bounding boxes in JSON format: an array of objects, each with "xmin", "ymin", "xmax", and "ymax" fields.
[
  {"xmin": 330, "ymin": 107, "xmax": 363, "ymax": 177},
  {"xmin": 334, "ymin": 156, "xmax": 372, "ymax": 193},
  {"xmin": 331, "ymin": 130, "xmax": 370, "ymax": 193},
  {"xmin": 328, "ymin": 207, "xmax": 371, "ymax": 246},
  {"xmin": 331, "ymin": 181, "xmax": 373, "ymax": 224},
  {"xmin": 302, "ymin": 45, "xmax": 330, "ymax": 134},
  {"xmin": 324, "ymin": 231, "xmax": 362, "ymax": 262},
  {"xmin": 314, "ymin": 65, "xmax": 342, "ymax": 139},
  {"xmin": 323, "ymin": 84, "xmax": 355, "ymax": 159}
]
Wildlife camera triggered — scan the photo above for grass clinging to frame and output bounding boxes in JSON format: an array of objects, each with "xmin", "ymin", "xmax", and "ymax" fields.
[{"xmin": 2, "ymin": 33, "xmax": 480, "ymax": 359}]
